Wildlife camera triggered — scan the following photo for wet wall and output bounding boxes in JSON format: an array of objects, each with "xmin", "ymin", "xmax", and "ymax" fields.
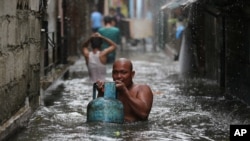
[
  {"xmin": 0, "ymin": 0, "xmax": 41, "ymax": 140},
  {"xmin": 224, "ymin": 3, "xmax": 250, "ymax": 104},
  {"xmin": 186, "ymin": 0, "xmax": 250, "ymax": 104}
]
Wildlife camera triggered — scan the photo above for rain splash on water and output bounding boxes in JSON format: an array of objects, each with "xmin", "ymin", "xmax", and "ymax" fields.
[{"xmin": 9, "ymin": 49, "xmax": 250, "ymax": 141}]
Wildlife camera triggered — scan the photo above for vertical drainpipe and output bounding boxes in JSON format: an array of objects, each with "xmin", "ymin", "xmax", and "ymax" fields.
[
  {"xmin": 104, "ymin": 0, "xmax": 109, "ymax": 15},
  {"xmin": 56, "ymin": 16, "xmax": 61, "ymax": 65},
  {"xmin": 220, "ymin": 15, "xmax": 226, "ymax": 87},
  {"xmin": 129, "ymin": 0, "xmax": 134, "ymax": 18},
  {"xmin": 62, "ymin": 0, "xmax": 67, "ymax": 64},
  {"xmin": 136, "ymin": 0, "xmax": 142, "ymax": 19}
]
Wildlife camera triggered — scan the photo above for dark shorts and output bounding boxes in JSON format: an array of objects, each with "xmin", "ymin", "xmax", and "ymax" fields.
[
  {"xmin": 92, "ymin": 28, "xmax": 99, "ymax": 33},
  {"xmin": 107, "ymin": 56, "xmax": 115, "ymax": 64}
]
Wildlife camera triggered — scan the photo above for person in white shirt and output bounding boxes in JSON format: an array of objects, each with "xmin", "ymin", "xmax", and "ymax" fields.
[{"xmin": 81, "ymin": 33, "xmax": 117, "ymax": 82}]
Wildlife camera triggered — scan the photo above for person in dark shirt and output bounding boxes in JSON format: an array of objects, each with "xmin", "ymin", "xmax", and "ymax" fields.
[{"xmin": 98, "ymin": 16, "xmax": 121, "ymax": 64}]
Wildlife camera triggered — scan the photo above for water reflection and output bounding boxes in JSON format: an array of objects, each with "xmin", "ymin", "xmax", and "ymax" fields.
[{"xmin": 9, "ymin": 51, "xmax": 250, "ymax": 141}]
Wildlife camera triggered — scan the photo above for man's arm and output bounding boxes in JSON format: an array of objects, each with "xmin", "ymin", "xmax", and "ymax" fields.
[
  {"xmin": 116, "ymin": 81, "xmax": 153, "ymax": 120},
  {"xmin": 128, "ymin": 85, "xmax": 153, "ymax": 120},
  {"xmin": 96, "ymin": 80, "xmax": 105, "ymax": 97},
  {"xmin": 81, "ymin": 37, "xmax": 91, "ymax": 59},
  {"xmin": 100, "ymin": 35, "xmax": 117, "ymax": 56}
]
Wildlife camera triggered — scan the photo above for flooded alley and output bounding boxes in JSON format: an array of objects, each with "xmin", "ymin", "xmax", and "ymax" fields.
[
  {"xmin": 8, "ymin": 45, "xmax": 250, "ymax": 141},
  {"xmin": 2, "ymin": 1, "xmax": 250, "ymax": 141}
]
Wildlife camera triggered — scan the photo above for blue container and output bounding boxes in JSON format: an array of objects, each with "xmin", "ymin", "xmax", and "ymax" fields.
[{"xmin": 87, "ymin": 82, "xmax": 124, "ymax": 123}]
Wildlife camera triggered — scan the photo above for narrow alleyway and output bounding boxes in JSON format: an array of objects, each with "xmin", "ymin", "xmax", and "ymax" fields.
[{"xmin": 9, "ymin": 42, "xmax": 250, "ymax": 141}]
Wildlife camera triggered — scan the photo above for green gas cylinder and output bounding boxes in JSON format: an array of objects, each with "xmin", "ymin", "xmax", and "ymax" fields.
[{"xmin": 87, "ymin": 82, "xmax": 124, "ymax": 123}]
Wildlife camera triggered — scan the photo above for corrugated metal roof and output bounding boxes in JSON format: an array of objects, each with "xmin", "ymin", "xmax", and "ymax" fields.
[{"xmin": 161, "ymin": 0, "xmax": 197, "ymax": 10}]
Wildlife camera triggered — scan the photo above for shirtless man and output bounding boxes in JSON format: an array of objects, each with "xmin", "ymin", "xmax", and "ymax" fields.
[{"xmin": 96, "ymin": 58, "xmax": 153, "ymax": 122}]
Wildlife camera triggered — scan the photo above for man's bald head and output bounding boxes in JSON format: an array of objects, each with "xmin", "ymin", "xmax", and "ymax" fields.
[{"xmin": 113, "ymin": 58, "xmax": 133, "ymax": 71}]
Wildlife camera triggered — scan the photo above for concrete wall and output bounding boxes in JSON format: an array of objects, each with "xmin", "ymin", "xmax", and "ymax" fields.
[{"xmin": 0, "ymin": 0, "xmax": 41, "ymax": 139}]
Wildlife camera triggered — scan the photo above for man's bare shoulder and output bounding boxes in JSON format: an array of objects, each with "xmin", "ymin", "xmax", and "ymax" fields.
[{"xmin": 133, "ymin": 84, "xmax": 152, "ymax": 92}]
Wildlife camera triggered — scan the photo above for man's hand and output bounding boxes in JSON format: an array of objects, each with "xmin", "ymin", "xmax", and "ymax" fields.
[
  {"xmin": 92, "ymin": 32, "xmax": 101, "ymax": 38},
  {"xmin": 115, "ymin": 80, "xmax": 127, "ymax": 92},
  {"xmin": 96, "ymin": 80, "xmax": 104, "ymax": 96}
]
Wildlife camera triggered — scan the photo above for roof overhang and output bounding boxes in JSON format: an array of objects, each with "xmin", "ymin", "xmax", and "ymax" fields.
[{"xmin": 161, "ymin": 0, "xmax": 197, "ymax": 10}]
